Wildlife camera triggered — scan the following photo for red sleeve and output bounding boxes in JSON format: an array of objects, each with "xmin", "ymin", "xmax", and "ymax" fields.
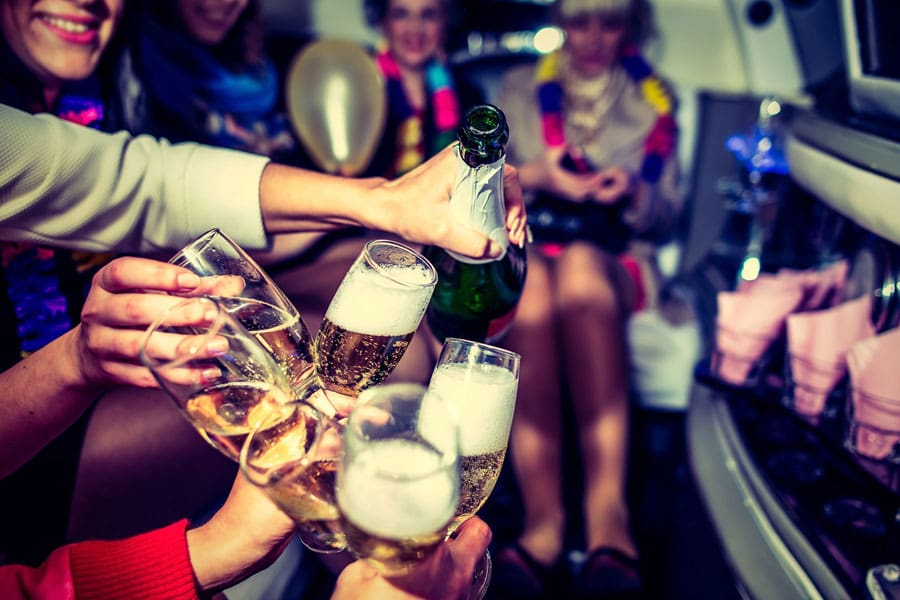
[
  {"xmin": 0, "ymin": 520, "xmax": 198, "ymax": 600},
  {"xmin": 69, "ymin": 519, "xmax": 199, "ymax": 600},
  {"xmin": 0, "ymin": 547, "xmax": 76, "ymax": 600}
]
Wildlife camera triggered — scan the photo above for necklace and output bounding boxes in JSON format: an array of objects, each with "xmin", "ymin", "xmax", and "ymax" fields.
[
  {"xmin": 535, "ymin": 45, "xmax": 676, "ymax": 183},
  {"xmin": 376, "ymin": 48, "xmax": 460, "ymax": 176}
]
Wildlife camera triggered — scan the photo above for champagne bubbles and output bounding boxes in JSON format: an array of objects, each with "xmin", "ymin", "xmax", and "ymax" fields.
[
  {"xmin": 327, "ymin": 261, "xmax": 435, "ymax": 336},
  {"xmin": 429, "ymin": 362, "xmax": 518, "ymax": 455},
  {"xmin": 338, "ymin": 439, "xmax": 457, "ymax": 539}
]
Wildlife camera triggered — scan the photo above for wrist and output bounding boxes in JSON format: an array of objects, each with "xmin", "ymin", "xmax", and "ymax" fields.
[
  {"xmin": 186, "ymin": 520, "xmax": 237, "ymax": 593},
  {"xmin": 59, "ymin": 327, "xmax": 106, "ymax": 394},
  {"xmin": 352, "ymin": 177, "xmax": 391, "ymax": 231}
]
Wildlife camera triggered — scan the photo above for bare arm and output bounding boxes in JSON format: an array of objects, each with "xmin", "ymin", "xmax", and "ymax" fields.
[
  {"xmin": 0, "ymin": 257, "xmax": 203, "ymax": 477},
  {"xmin": 0, "ymin": 105, "xmax": 526, "ymax": 259},
  {"xmin": 259, "ymin": 145, "xmax": 527, "ymax": 258}
]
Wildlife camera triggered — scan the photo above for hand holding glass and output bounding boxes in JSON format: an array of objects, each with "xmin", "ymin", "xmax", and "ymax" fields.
[
  {"xmin": 336, "ymin": 383, "xmax": 460, "ymax": 574},
  {"xmin": 169, "ymin": 228, "xmax": 318, "ymax": 401},
  {"xmin": 140, "ymin": 296, "xmax": 296, "ymax": 461},
  {"xmin": 240, "ymin": 392, "xmax": 347, "ymax": 553}
]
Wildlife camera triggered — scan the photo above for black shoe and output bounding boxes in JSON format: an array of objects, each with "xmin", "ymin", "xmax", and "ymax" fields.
[
  {"xmin": 490, "ymin": 542, "xmax": 567, "ymax": 600},
  {"xmin": 570, "ymin": 546, "xmax": 643, "ymax": 600}
]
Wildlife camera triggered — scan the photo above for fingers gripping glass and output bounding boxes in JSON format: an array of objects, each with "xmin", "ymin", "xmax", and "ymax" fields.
[
  {"xmin": 240, "ymin": 395, "xmax": 348, "ymax": 553},
  {"xmin": 169, "ymin": 228, "xmax": 319, "ymax": 405},
  {"xmin": 139, "ymin": 296, "xmax": 297, "ymax": 462}
]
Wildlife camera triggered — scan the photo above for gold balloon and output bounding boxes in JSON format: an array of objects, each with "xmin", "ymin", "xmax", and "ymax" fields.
[{"xmin": 285, "ymin": 39, "xmax": 386, "ymax": 176}]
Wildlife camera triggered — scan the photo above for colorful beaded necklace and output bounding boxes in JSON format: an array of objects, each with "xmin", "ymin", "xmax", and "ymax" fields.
[
  {"xmin": 376, "ymin": 47, "xmax": 460, "ymax": 176},
  {"xmin": 535, "ymin": 45, "xmax": 676, "ymax": 183},
  {"xmin": 1, "ymin": 89, "xmax": 105, "ymax": 362}
]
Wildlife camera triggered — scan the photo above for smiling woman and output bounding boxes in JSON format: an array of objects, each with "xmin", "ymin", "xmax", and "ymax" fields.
[
  {"xmin": 0, "ymin": 0, "xmax": 132, "ymax": 567},
  {"xmin": 120, "ymin": 0, "xmax": 300, "ymax": 162},
  {"xmin": 361, "ymin": 0, "xmax": 485, "ymax": 179},
  {"xmin": 0, "ymin": 0, "xmax": 123, "ymax": 108},
  {"xmin": 175, "ymin": 0, "xmax": 248, "ymax": 45}
]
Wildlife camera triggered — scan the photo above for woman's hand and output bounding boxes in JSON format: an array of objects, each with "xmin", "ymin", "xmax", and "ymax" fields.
[
  {"xmin": 331, "ymin": 517, "xmax": 493, "ymax": 600},
  {"xmin": 591, "ymin": 166, "xmax": 635, "ymax": 204},
  {"xmin": 370, "ymin": 145, "xmax": 528, "ymax": 258},
  {"xmin": 521, "ymin": 146, "xmax": 606, "ymax": 203},
  {"xmin": 187, "ymin": 472, "xmax": 297, "ymax": 594},
  {"xmin": 75, "ymin": 256, "xmax": 204, "ymax": 389}
]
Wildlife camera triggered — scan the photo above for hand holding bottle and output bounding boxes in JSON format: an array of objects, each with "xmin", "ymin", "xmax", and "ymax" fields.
[
  {"xmin": 370, "ymin": 144, "xmax": 527, "ymax": 260},
  {"xmin": 423, "ymin": 104, "xmax": 528, "ymax": 344}
]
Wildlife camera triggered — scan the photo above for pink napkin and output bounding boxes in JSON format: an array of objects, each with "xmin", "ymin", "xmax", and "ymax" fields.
[
  {"xmin": 736, "ymin": 270, "xmax": 807, "ymax": 297},
  {"xmin": 712, "ymin": 325, "xmax": 774, "ymax": 385},
  {"xmin": 846, "ymin": 327, "xmax": 900, "ymax": 460},
  {"xmin": 739, "ymin": 260, "xmax": 849, "ymax": 311},
  {"xmin": 784, "ymin": 295, "xmax": 874, "ymax": 416},
  {"xmin": 803, "ymin": 260, "xmax": 849, "ymax": 311},
  {"xmin": 717, "ymin": 286, "xmax": 806, "ymax": 337},
  {"xmin": 713, "ymin": 281, "xmax": 805, "ymax": 385}
]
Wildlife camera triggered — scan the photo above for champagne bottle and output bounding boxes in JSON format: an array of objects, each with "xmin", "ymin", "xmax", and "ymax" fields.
[{"xmin": 424, "ymin": 104, "xmax": 527, "ymax": 345}]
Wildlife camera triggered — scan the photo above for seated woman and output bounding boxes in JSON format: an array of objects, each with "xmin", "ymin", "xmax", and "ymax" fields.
[
  {"xmin": 0, "ymin": 0, "xmax": 135, "ymax": 564},
  {"xmin": 0, "ymin": 0, "xmax": 259, "ymax": 553},
  {"xmin": 493, "ymin": 0, "xmax": 682, "ymax": 597}
]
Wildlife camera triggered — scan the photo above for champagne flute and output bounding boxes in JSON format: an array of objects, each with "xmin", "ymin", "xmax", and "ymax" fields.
[
  {"xmin": 314, "ymin": 240, "xmax": 437, "ymax": 415},
  {"xmin": 240, "ymin": 389, "xmax": 347, "ymax": 554},
  {"xmin": 139, "ymin": 295, "xmax": 298, "ymax": 461},
  {"xmin": 336, "ymin": 383, "xmax": 460, "ymax": 574},
  {"xmin": 169, "ymin": 229, "xmax": 321, "ymax": 408},
  {"xmin": 427, "ymin": 337, "xmax": 520, "ymax": 599}
]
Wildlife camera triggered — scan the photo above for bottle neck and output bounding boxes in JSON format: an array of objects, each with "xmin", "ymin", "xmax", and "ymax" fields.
[
  {"xmin": 446, "ymin": 145, "xmax": 508, "ymax": 265},
  {"xmin": 459, "ymin": 145, "xmax": 505, "ymax": 169},
  {"xmin": 456, "ymin": 104, "xmax": 508, "ymax": 168}
]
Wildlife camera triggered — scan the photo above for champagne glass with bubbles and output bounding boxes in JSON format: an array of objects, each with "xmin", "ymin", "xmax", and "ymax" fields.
[
  {"xmin": 314, "ymin": 240, "xmax": 437, "ymax": 416},
  {"xmin": 240, "ymin": 389, "xmax": 347, "ymax": 554},
  {"xmin": 428, "ymin": 337, "xmax": 520, "ymax": 599},
  {"xmin": 140, "ymin": 295, "xmax": 299, "ymax": 461},
  {"xmin": 336, "ymin": 383, "xmax": 460, "ymax": 574},
  {"xmin": 169, "ymin": 229, "xmax": 324, "ymax": 411}
]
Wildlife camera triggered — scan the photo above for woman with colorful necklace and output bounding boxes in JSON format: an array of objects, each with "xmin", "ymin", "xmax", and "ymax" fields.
[
  {"xmin": 122, "ymin": 0, "xmax": 299, "ymax": 162},
  {"xmin": 363, "ymin": 0, "xmax": 483, "ymax": 179},
  {"xmin": 494, "ymin": 0, "xmax": 682, "ymax": 597},
  {"xmin": 0, "ymin": 0, "xmax": 133, "ymax": 566},
  {"xmin": 318, "ymin": 0, "xmax": 486, "ymax": 384}
]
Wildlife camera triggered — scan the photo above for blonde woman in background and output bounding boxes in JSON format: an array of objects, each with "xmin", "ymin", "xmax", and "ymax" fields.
[{"xmin": 495, "ymin": 0, "xmax": 682, "ymax": 596}]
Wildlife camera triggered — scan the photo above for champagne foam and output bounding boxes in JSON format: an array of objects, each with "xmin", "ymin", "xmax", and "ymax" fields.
[
  {"xmin": 327, "ymin": 264, "xmax": 433, "ymax": 335},
  {"xmin": 338, "ymin": 439, "xmax": 456, "ymax": 539},
  {"xmin": 428, "ymin": 362, "xmax": 517, "ymax": 455}
]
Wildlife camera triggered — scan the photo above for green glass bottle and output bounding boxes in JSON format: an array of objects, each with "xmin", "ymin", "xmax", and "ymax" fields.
[{"xmin": 424, "ymin": 104, "xmax": 527, "ymax": 345}]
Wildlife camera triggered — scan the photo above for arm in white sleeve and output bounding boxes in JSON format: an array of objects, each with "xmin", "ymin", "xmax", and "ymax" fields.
[{"xmin": 0, "ymin": 103, "xmax": 271, "ymax": 254}]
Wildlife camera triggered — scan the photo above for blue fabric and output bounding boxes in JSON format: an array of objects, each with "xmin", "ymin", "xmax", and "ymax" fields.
[
  {"xmin": 641, "ymin": 154, "xmax": 663, "ymax": 183},
  {"xmin": 538, "ymin": 82, "xmax": 564, "ymax": 113},
  {"xmin": 3, "ymin": 247, "xmax": 72, "ymax": 354},
  {"xmin": 620, "ymin": 53, "xmax": 652, "ymax": 80},
  {"xmin": 138, "ymin": 17, "xmax": 291, "ymax": 151},
  {"xmin": 424, "ymin": 60, "xmax": 452, "ymax": 90}
]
